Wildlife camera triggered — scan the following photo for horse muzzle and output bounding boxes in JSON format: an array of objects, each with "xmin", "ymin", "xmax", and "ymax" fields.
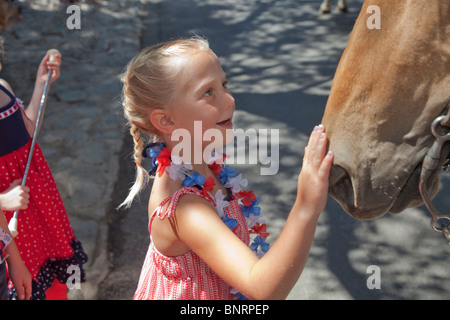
[{"xmin": 328, "ymin": 161, "xmax": 435, "ymax": 220}]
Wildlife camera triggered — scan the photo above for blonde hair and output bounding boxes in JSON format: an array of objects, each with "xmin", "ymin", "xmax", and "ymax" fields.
[{"xmin": 119, "ymin": 37, "xmax": 210, "ymax": 208}]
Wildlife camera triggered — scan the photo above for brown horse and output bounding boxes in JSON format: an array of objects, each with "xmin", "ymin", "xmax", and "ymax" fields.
[{"xmin": 321, "ymin": 1, "xmax": 450, "ymax": 226}]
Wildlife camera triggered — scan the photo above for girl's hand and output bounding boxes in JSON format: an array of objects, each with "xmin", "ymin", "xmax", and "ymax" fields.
[
  {"xmin": 36, "ymin": 51, "xmax": 61, "ymax": 86},
  {"xmin": 7, "ymin": 250, "xmax": 32, "ymax": 300},
  {"xmin": 0, "ymin": 179, "xmax": 30, "ymax": 211},
  {"xmin": 296, "ymin": 124, "xmax": 334, "ymax": 216}
]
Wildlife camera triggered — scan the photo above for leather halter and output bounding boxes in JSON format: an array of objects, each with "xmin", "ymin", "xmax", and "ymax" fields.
[{"xmin": 419, "ymin": 101, "xmax": 450, "ymax": 243}]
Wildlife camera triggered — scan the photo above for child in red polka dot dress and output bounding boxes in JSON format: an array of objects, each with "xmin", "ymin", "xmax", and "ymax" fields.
[{"xmin": 0, "ymin": 51, "xmax": 87, "ymax": 300}]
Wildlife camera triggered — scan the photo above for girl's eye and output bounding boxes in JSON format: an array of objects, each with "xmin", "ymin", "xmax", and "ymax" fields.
[
  {"xmin": 204, "ymin": 88, "xmax": 213, "ymax": 97},
  {"xmin": 204, "ymin": 81, "xmax": 229, "ymax": 97}
]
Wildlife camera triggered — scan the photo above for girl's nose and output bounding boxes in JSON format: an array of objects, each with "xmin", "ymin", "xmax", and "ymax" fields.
[{"xmin": 223, "ymin": 91, "xmax": 235, "ymax": 110}]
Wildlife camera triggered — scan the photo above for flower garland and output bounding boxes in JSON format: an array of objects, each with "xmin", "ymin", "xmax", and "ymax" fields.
[
  {"xmin": 142, "ymin": 142, "xmax": 271, "ymax": 259},
  {"xmin": 0, "ymin": 227, "xmax": 12, "ymax": 265}
]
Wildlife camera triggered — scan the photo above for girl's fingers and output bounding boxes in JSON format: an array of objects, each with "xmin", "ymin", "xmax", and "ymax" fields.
[
  {"xmin": 46, "ymin": 63, "xmax": 60, "ymax": 83},
  {"xmin": 313, "ymin": 132, "xmax": 326, "ymax": 163},
  {"xmin": 10, "ymin": 179, "xmax": 21, "ymax": 188},
  {"xmin": 307, "ymin": 125, "xmax": 325, "ymax": 166},
  {"xmin": 303, "ymin": 124, "xmax": 333, "ymax": 179},
  {"xmin": 319, "ymin": 150, "xmax": 334, "ymax": 180}
]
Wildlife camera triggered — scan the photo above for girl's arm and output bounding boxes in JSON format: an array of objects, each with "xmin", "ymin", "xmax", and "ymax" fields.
[
  {"xmin": 175, "ymin": 125, "xmax": 333, "ymax": 300},
  {"xmin": 23, "ymin": 51, "xmax": 61, "ymax": 137},
  {"xmin": 0, "ymin": 210, "xmax": 32, "ymax": 300}
]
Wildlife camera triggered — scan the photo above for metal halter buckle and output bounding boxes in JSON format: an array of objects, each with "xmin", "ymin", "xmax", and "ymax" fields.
[{"xmin": 419, "ymin": 115, "xmax": 450, "ymax": 244}]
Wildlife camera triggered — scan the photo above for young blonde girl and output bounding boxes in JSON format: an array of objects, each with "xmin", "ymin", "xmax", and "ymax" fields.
[{"xmin": 121, "ymin": 37, "xmax": 334, "ymax": 300}]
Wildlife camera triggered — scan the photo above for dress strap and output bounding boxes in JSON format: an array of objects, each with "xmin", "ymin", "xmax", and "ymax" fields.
[
  {"xmin": 0, "ymin": 83, "xmax": 15, "ymax": 100},
  {"xmin": 0, "ymin": 82, "xmax": 18, "ymax": 114},
  {"xmin": 149, "ymin": 186, "xmax": 215, "ymax": 233}
]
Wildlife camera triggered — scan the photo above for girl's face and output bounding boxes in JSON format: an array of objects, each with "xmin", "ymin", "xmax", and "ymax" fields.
[{"xmin": 166, "ymin": 50, "xmax": 235, "ymax": 152}]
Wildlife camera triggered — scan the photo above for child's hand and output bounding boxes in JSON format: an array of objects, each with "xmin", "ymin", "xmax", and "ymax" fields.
[
  {"xmin": 36, "ymin": 51, "xmax": 61, "ymax": 86},
  {"xmin": 0, "ymin": 179, "xmax": 30, "ymax": 211},
  {"xmin": 8, "ymin": 255, "xmax": 32, "ymax": 300},
  {"xmin": 296, "ymin": 125, "xmax": 334, "ymax": 216}
]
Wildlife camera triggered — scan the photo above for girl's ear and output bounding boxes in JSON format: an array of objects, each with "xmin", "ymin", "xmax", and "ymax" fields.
[{"xmin": 149, "ymin": 109, "xmax": 175, "ymax": 134}]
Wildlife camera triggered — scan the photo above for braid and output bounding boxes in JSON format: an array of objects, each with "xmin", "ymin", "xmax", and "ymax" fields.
[
  {"xmin": 118, "ymin": 123, "xmax": 150, "ymax": 209},
  {"xmin": 131, "ymin": 123, "xmax": 144, "ymax": 167}
]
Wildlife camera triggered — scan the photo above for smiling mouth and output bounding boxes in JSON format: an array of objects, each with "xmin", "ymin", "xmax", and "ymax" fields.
[{"xmin": 216, "ymin": 118, "xmax": 232, "ymax": 127}]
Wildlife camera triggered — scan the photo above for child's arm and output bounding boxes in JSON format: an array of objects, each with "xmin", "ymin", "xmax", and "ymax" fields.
[
  {"xmin": 0, "ymin": 179, "xmax": 30, "ymax": 211},
  {"xmin": 0, "ymin": 210, "xmax": 32, "ymax": 300},
  {"xmin": 175, "ymin": 125, "xmax": 333, "ymax": 300},
  {"xmin": 23, "ymin": 51, "xmax": 61, "ymax": 137}
]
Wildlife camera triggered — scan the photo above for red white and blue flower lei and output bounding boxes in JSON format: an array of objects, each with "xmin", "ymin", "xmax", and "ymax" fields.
[
  {"xmin": 143, "ymin": 142, "xmax": 271, "ymax": 259},
  {"xmin": 0, "ymin": 227, "xmax": 12, "ymax": 265}
]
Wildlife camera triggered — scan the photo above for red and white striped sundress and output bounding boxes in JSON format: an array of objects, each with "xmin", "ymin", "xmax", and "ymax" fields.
[{"xmin": 133, "ymin": 186, "xmax": 250, "ymax": 300}]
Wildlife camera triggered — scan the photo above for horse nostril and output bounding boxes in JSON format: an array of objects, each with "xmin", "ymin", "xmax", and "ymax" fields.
[
  {"xmin": 328, "ymin": 165, "xmax": 357, "ymax": 215},
  {"xmin": 329, "ymin": 165, "xmax": 349, "ymax": 188}
]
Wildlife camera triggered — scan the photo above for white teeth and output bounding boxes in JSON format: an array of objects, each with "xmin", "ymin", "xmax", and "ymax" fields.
[{"xmin": 217, "ymin": 119, "xmax": 229, "ymax": 125}]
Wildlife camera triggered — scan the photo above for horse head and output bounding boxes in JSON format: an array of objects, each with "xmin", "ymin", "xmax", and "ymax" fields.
[{"xmin": 322, "ymin": 0, "xmax": 450, "ymax": 221}]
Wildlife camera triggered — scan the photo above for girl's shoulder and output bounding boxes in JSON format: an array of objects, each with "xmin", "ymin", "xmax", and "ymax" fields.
[
  {"xmin": 148, "ymin": 173, "xmax": 214, "ymax": 256},
  {"xmin": 0, "ymin": 79, "xmax": 14, "ymax": 94},
  {"xmin": 149, "ymin": 172, "xmax": 213, "ymax": 215},
  {"xmin": 148, "ymin": 173, "xmax": 182, "ymax": 213},
  {"xmin": 0, "ymin": 79, "xmax": 15, "ymax": 109}
]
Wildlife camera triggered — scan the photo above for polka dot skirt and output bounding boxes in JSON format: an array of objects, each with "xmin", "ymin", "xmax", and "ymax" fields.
[{"xmin": 1, "ymin": 140, "xmax": 88, "ymax": 300}]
